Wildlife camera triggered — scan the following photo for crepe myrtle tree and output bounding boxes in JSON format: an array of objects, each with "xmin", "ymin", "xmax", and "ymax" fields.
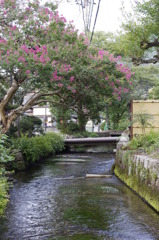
[
  {"xmin": 0, "ymin": 0, "xmax": 83, "ymax": 133},
  {"xmin": 0, "ymin": 0, "xmax": 133, "ymax": 134},
  {"xmin": 49, "ymin": 48, "xmax": 134, "ymax": 131}
]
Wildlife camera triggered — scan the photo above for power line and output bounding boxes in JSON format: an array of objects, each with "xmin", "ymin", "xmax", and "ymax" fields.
[
  {"xmin": 75, "ymin": 0, "xmax": 95, "ymax": 34},
  {"xmin": 90, "ymin": 0, "xmax": 101, "ymax": 43},
  {"xmin": 87, "ymin": 0, "xmax": 94, "ymax": 32},
  {"xmin": 70, "ymin": 0, "xmax": 101, "ymax": 39},
  {"xmin": 81, "ymin": 0, "xmax": 86, "ymax": 33}
]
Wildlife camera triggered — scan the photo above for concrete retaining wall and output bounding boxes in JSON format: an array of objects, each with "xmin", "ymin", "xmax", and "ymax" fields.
[{"xmin": 115, "ymin": 136, "xmax": 159, "ymax": 212}]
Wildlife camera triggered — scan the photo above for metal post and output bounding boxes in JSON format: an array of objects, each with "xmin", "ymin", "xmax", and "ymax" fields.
[{"xmin": 104, "ymin": 103, "xmax": 109, "ymax": 130}]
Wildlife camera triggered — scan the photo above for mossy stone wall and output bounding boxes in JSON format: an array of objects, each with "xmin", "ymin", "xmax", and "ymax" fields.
[{"xmin": 115, "ymin": 149, "xmax": 159, "ymax": 212}]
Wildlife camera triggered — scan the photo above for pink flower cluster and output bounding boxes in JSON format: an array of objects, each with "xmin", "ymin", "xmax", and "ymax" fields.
[
  {"xmin": 98, "ymin": 50, "xmax": 121, "ymax": 63},
  {"xmin": 0, "ymin": 38, "xmax": 7, "ymax": 45},
  {"xmin": 116, "ymin": 64, "xmax": 132, "ymax": 81},
  {"xmin": 59, "ymin": 64, "xmax": 72, "ymax": 73},
  {"xmin": 20, "ymin": 44, "xmax": 50, "ymax": 65},
  {"xmin": 51, "ymin": 71, "xmax": 62, "ymax": 81},
  {"xmin": 0, "ymin": 0, "xmax": 5, "ymax": 6},
  {"xmin": 67, "ymin": 85, "xmax": 76, "ymax": 93}
]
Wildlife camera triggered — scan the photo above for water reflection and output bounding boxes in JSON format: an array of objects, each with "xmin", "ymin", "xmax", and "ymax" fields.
[{"xmin": 0, "ymin": 153, "xmax": 159, "ymax": 240}]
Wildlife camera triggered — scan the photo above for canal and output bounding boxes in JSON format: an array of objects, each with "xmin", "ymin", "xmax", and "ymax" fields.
[{"xmin": 0, "ymin": 153, "xmax": 159, "ymax": 240}]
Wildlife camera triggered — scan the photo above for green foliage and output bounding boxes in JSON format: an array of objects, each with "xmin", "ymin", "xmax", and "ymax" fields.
[
  {"xmin": 66, "ymin": 121, "xmax": 79, "ymax": 133},
  {"xmin": 149, "ymin": 86, "xmax": 159, "ymax": 99},
  {"xmin": 13, "ymin": 133, "xmax": 64, "ymax": 164},
  {"xmin": 19, "ymin": 115, "xmax": 43, "ymax": 136},
  {"xmin": 57, "ymin": 121, "xmax": 80, "ymax": 135},
  {"xmin": 119, "ymin": 0, "xmax": 159, "ymax": 64},
  {"xmin": 100, "ymin": 121, "xmax": 106, "ymax": 131},
  {"xmin": 133, "ymin": 112, "xmax": 153, "ymax": 135},
  {"xmin": 131, "ymin": 65, "xmax": 159, "ymax": 100},
  {"xmin": 0, "ymin": 175, "xmax": 9, "ymax": 216},
  {"xmin": 72, "ymin": 131, "xmax": 98, "ymax": 138},
  {"xmin": 128, "ymin": 131, "xmax": 159, "ymax": 157},
  {"xmin": 90, "ymin": 31, "xmax": 123, "ymax": 56},
  {"xmin": 0, "ymin": 134, "xmax": 14, "ymax": 163},
  {"xmin": 0, "ymin": 133, "xmax": 13, "ymax": 216}
]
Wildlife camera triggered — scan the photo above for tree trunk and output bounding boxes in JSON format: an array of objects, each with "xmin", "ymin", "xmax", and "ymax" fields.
[{"xmin": 77, "ymin": 106, "xmax": 88, "ymax": 132}]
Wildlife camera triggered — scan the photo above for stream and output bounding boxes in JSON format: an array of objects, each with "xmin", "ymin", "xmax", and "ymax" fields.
[{"xmin": 0, "ymin": 153, "xmax": 159, "ymax": 240}]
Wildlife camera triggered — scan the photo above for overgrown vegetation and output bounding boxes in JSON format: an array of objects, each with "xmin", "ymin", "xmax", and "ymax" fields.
[
  {"xmin": 72, "ymin": 131, "xmax": 98, "ymax": 138},
  {"xmin": 0, "ymin": 173, "xmax": 10, "ymax": 216},
  {"xmin": 7, "ymin": 116, "xmax": 43, "ymax": 137},
  {"xmin": 0, "ymin": 134, "xmax": 14, "ymax": 216},
  {"xmin": 13, "ymin": 133, "xmax": 64, "ymax": 165},
  {"xmin": 126, "ymin": 131, "xmax": 159, "ymax": 158}
]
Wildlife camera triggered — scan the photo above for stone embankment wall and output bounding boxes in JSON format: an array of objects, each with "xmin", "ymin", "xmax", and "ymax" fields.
[{"xmin": 115, "ymin": 135, "xmax": 159, "ymax": 213}]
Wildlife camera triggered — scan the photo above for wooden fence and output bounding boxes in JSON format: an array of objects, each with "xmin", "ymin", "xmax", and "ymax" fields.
[{"xmin": 131, "ymin": 100, "xmax": 159, "ymax": 136}]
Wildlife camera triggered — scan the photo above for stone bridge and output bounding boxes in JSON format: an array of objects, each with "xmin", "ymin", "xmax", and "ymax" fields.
[{"xmin": 64, "ymin": 137, "xmax": 119, "ymax": 153}]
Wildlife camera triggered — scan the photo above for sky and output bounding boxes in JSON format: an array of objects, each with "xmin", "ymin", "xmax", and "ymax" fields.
[{"xmin": 57, "ymin": 0, "xmax": 132, "ymax": 33}]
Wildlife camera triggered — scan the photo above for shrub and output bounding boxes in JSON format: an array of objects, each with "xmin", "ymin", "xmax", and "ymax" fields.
[
  {"xmin": 57, "ymin": 121, "xmax": 80, "ymax": 135},
  {"xmin": 14, "ymin": 132, "xmax": 64, "ymax": 164},
  {"xmin": 0, "ymin": 134, "xmax": 14, "ymax": 163},
  {"xmin": 0, "ymin": 134, "xmax": 14, "ymax": 216},
  {"xmin": 73, "ymin": 131, "xmax": 98, "ymax": 138},
  {"xmin": 20, "ymin": 115, "xmax": 43, "ymax": 136},
  {"xmin": 128, "ymin": 131, "xmax": 159, "ymax": 158},
  {"xmin": 100, "ymin": 121, "xmax": 106, "ymax": 131},
  {"xmin": 0, "ymin": 174, "xmax": 9, "ymax": 216}
]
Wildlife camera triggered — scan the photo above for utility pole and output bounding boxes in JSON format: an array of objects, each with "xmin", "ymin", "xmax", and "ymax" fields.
[{"xmin": 76, "ymin": 0, "xmax": 96, "ymax": 35}]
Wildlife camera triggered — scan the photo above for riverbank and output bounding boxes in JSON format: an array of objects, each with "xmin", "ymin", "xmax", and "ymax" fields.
[{"xmin": 0, "ymin": 172, "xmax": 10, "ymax": 216}]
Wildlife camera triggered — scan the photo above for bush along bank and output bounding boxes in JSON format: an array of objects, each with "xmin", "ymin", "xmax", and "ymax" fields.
[
  {"xmin": 115, "ymin": 135, "xmax": 159, "ymax": 213},
  {"xmin": 0, "ymin": 170, "xmax": 10, "ymax": 216},
  {"xmin": 13, "ymin": 132, "xmax": 65, "ymax": 166},
  {"xmin": 0, "ymin": 134, "xmax": 14, "ymax": 217}
]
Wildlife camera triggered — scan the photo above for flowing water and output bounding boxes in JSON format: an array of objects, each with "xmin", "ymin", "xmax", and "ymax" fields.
[{"xmin": 0, "ymin": 153, "xmax": 159, "ymax": 240}]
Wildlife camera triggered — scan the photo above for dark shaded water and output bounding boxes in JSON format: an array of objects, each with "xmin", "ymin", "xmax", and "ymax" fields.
[{"xmin": 0, "ymin": 153, "xmax": 159, "ymax": 240}]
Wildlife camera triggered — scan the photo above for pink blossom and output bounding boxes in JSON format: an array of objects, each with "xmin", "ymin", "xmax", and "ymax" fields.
[
  {"xmin": 58, "ymin": 83, "xmax": 63, "ymax": 87},
  {"xmin": 18, "ymin": 56, "xmax": 25, "ymax": 63},
  {"xmin": 117, "ymin": 96, "xmax": 121, "ymax": 101},
  {"xmin": 26, "ymin": 70, "xmax": 30, "ymax": 74},
  {"xmin": 0, "ymin": 0, "xmax": 4, "ymax": 5},
  {"xmin": 10, "ymin": 25, "xmax": 16, "ymax": 31},
  {"xmin": 67, "ymin": 86, "xmax": 72, "ymax": 90},
  {"xmin": 0, "ymin": 38, "xmax": 7, "ymax": 45},
  {"xmin": 72, "ymin": 89, "xmax": 76, "ymax": 93},
  {"xmin": 104, "ymin": 51, "xmax": 109, "ymax": 56},
  {"xmin": 117, "ymin": 55, "xmax": 122, "ymax": 61},
  {"xmin": 52, "ymin": 60, "xmax": 56, "ymax": 66},
  {"xmin": 70, "ymin": 76, "xmax": 74, "ymax": 82},
  {"xmin": 98, "ymin": 50, "xmax": 104, "ymax": 56}
]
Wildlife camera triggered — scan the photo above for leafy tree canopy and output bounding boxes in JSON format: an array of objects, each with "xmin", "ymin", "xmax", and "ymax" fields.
[
  {"xmin": 0, "ymin": 0, "xmax": 133, "ymax": 133},
  {"xmin": 119, "ymin": 0, "xmax": 159, "ymax": 65}
]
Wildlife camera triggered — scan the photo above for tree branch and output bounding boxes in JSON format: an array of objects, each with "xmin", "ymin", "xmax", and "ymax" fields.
[
  {"xmin": 0, "ymin": 79, "xmax": 19, "ymax": 109},
  {"xmin": 140, "ymin": 39, "xmax": 159, "ymax": 49},
  {"xmin": 132, "ymin": 57, "xmax": 158, "ymax": 65}
]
